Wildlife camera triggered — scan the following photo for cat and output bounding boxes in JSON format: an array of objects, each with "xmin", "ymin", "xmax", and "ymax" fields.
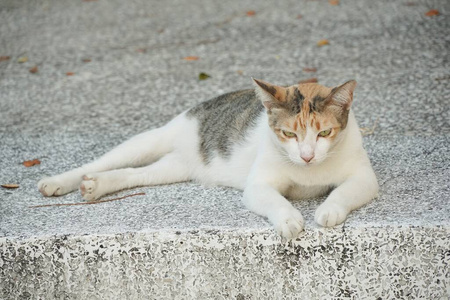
[{"xmin": 37, "ymin": 78, "xmax": 379, "ymax": 238}]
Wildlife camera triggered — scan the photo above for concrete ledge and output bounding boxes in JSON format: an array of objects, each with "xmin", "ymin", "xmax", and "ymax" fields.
[{"xmin": 1, "ymin": 227, "xmax": 448, "ymax": 299}]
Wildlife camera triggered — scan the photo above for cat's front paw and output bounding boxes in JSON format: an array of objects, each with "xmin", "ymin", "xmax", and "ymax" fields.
[
  {"xmin": 314, "ymin": 202, "xmax": 349, "ymax": 227},
  {"xmin": 38, "ymin": 176, "xmax": 78, "ymax": 197},
  {"xmin": 272, "ymin": 207, "xmax": 304, "ymax": 239}
]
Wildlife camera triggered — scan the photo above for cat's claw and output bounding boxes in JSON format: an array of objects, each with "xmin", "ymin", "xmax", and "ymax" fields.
[
  {"xmin": 315, "ymin": 202, "xmax": 349, "ymax": 227},
  {"xmin": 273, "ymin": 207, "xmax": 305, "ymax": 239},
  {"xmin": 80, "ymin": 174, "xmax": 103, "ymax": 201}
]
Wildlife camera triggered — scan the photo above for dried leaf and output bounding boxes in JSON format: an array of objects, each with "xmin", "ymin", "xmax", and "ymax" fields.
[
  {"xmin": 0, "ymin": 56, "xmax": 10, "ymax": 62},
  {"xmin": 136, "ymin": 48, "xmax": 146, "ymax": 53},
  {"xmin": 303, "ymin": 67, "xmax": 317, "ymax": 73},
  {"xmin": 425, "ymin": 9, "xmax": 439, "ymax": 16},
  {"xmin": 404, "ymin": 2, "xmax": 417, "ymax": 6},
  {"xmin": 199, "ymin": 72, "xmax": 211, "ymax": 80},
  {"xmin": 329, "ymin": 0, "xmax": 339, "ymax": 5},
  {"xmin": 17, "ymin": 56, "xmax": 28, "ymax": 63},
  {"xmin": 66, "ymin": 72, "xmax": 75, "ymax": 76},
  {"xmin": 29, "ymin": 66, "xmax": 38, "ymax": 73},
  {"xmin": 237, "ymin": 70, "xmax": 244, "ymax": 75},
  {"xmin": 317, "ymin": 39, "xmax": 329, "ymax": 47},
  {"xmin": 435, "ymin": 75, "xmax": 450, "ymax": 81},
  {"xmin": 1, "ymin": 184, "xmax": 19, "ymax": 189},
  {"xmin": 246, "ymin": 10, "xmax": 256, "ymax": 16},
  {"xmin": 296, "ymin": 14, "xmax": 303, "ymax": 19},
  {"xmin": 23, "ymin": 159, "xmax": 41, "ymax": 167},
  {"xmin": 183, "ymin": 56, "xmax": 199, "ymax": 61},
  {"xmin": 299, "ymin": 78, "xmax": 318, "ymax": 84},
  {"xmin": 82, "ymin": 58, "xmax": 91, "ymax": 63},
  {"xmin": 360, "ymin": 119, "xmax": 379, "ymax": 136}
]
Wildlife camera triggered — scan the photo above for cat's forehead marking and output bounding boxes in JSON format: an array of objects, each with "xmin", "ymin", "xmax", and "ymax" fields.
[
  {"xmin": 283, "ymin": 86, "xmax": 305, "ymax": 114},
  {"xmin": 298, "ymin": 83, "xmax": 332, "ymax": 111},
  {"xmin": 287, "ymin": 83, "xmax": 333, "ymax": 130}
]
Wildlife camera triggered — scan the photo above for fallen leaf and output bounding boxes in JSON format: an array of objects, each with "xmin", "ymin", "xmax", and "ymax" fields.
[
  {"xmin": 329, "ymin": 0, "xmax": 339, "ymax": 5},
  {"xmin": 246, "ymin": 10, "xmax": 256, "ymax": 16},
  {"xmin": 435, "ymin": 75, "xmax": 450, "ymax": 81},
  {"xmin": 1, "ymin": 184, "xmax": 19, "ymax": 189},
  {"xmin": 199, "ymin": 72, "xmax": 211, "ymax": 80},
  {"xmin": 237, "ymin": 70, "xmax": 244, "ymax": 75},
  {"xmin": 299, "ymin": 78, "xmax": 318, "ymax": 84},
  {"xmin": 0, "ymin": 56, "xmax": 10, "ymax": 62},
  {"xmin": 23, "ymin": 159, "xmax": 41, "ymax": 167},
  {"xmin": 17, "ymin": 56, "xmax": 28, "ymax": 63},
  {"xmin": 136, "ymin": 48, "xmax": 146, "ymax": 53},
  {"xmin": 404, "ymin": 2, "xmax": 417, "ymax": 6},
  {"xmin": 66, "ymin": 72, "xmax": 74, "ymax": 76},
  {"xmin": 425, "ymin": 9, "xmax": 439, "ymax": 16},
  {"xmin": 296, "ymin": 14, "xmax": 303, "ymax": 19},
  {"xmin": 29, "ymin": 66, "xmax": 38, "ymax": 73},
  {"xmin": 303, "ymin": 67, "xmax": 317, "ymax": 73},
  {"xmin": 183, "ymin": 56, "xmax": 199, "ymax": 61},
  {"xmin": 82, "ymin": 58, "xmax": 91, "ymax": 63},
  {"xmin": 317, "ymin": 39, "xmax": 329, "ymax": 47},
  {"xmin": 360, "ymin": 119, "xmax": 379, "ymax": 136}
]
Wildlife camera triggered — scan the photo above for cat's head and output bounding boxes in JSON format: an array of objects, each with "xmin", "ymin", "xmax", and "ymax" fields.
[{"xmin": 253, "ymin": 78, "xmax": 356, "ymax": 165}]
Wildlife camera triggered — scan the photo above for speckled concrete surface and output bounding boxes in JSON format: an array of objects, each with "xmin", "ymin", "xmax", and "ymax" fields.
[
  {"xmin": 1, "ymin": 0, "xmax": 449, "ymax": 298},
  {"xmin": 1, "ymin": 228, "xmax": 449, "ymax": 299}
]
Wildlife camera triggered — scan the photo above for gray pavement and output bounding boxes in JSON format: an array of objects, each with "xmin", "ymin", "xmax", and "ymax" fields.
[{"xmin": 1, "ymin": 0, "xmax": 449, "ymax": 238}]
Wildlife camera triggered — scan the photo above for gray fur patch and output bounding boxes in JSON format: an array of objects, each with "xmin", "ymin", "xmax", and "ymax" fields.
[
  {"xmin": 187, "ymin": 90, "xmax": 264, "ymax": 164},
  {"xmin": 310, "ymin": 95, "xmax": 328, "ymax": 113},
  {"xmin": 286, "ymin": 87, "xmax": 304, "ymax": 114}
]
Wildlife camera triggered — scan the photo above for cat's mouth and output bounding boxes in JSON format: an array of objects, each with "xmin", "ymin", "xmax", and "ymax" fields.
[
  {"xmin": 289, "ymin": 156, "xmax": 315, "ymax": 166},
  {"xmin": 290, "ymin": 155, "xmax": 327, "ymax": 166}
]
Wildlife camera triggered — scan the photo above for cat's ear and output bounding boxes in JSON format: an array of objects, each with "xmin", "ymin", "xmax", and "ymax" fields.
[
  {"xmin": 329, "ymin": 80, "xmax": 357, "ymax": 110},
  {"xmin": 252, "ymin": 78, "xmax": 287, "ymax": 110}
]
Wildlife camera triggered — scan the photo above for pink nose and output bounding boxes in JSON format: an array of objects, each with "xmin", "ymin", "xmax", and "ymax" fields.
[{"xmin": 301, "ymin": 154, "xmax": 314, "ymax": 163}]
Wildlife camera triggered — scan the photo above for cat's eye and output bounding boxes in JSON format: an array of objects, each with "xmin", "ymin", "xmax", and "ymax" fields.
[
  {"xmin": 282, "ymin": 130, "xmax": 296, "ymax": 138},
  {"xmin": 318, "ymin": 129, "xmax": 332, "ymax": 137}
]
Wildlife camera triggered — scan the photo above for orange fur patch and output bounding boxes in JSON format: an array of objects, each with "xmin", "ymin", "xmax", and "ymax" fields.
[{"xmin": 315, "ymin": 120, "xmax": 321, "ymax": 131}]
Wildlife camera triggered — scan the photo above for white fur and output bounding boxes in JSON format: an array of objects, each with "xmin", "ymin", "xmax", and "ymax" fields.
[{"xmin": 38, "ymin": 108, "xmax": 378, "ymax": 239}]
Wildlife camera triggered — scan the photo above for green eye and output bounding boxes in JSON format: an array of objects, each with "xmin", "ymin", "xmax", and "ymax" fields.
[
  {"xmin": 282, "ymin": 130, "xmax": 296, "ymax": 138},
  {"xmin": 318, "ymin": 129, "xmax": 332, "ymax": 137}
]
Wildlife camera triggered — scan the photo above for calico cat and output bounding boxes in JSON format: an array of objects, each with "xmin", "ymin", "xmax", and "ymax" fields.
[{"xmin": 38, "ymin": 79, "xmax": 379, "ymax": 238}]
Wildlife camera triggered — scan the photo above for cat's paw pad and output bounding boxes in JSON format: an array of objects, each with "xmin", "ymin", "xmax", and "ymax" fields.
[
  {"xmin": 273, "ymin": 208, "xmax": 305, "ymax": 239},
  {"xmin": 38, "ymin": 177, "xmax": 72, "ymax": 197},
  {"xmin": 315, "ymin": 202, "xmax": 349, "ymax": 227},
  {"xmin": 80, "ymin": 174, "xmax": 103, "ymax": 201}
]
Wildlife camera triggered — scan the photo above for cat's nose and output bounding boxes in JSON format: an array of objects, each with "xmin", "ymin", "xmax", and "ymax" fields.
[{"xmin": 301, "ymin": 154, "xmax": 314, "ymax": 163}]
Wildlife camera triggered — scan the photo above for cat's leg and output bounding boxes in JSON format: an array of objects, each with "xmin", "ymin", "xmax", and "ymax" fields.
[
  {"xmin": 79, "ymin": 153, "xmax": 189, "ymax": 201},
  {"xmin": 315, "ymin": 165, "xmax": 378, "ymax": 227},
  {"xmin": 38, "ymin": 119, "xmax": 183, "ymax": 197},
  {"xmin": 243, "ymin": 158, "xmax": 305, "ymax": 239},
  {"xmin": 244, "ymin": 184, "xmax": 304, "ymax": 239}
]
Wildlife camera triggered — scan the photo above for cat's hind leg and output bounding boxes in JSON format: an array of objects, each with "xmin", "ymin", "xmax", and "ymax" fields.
[
  {"xmin": 38, "ymin": 115, "xmax": 186, "ymax": 197},
  {"xmin": 79, "ymin": 153, "xmax": 190, "ymax": 201}
]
